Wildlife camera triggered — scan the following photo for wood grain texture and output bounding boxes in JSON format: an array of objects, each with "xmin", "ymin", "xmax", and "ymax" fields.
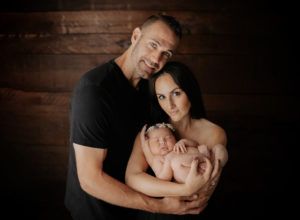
[
  {"xmin": 0, "ymin": 11, "xmax": 282, "ymax": 35},
  {"xmin": 0, "ymin": 3, "xmax": 294, "ymax": 219}
]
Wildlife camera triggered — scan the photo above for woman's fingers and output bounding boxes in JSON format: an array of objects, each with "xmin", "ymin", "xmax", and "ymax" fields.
[
  {"xmin": 202, "ymin": 157, "xmax": 213, "ymax": 180},
  {"xmin": 211, "ymin": 159, "xmax": 221, "ymax": 179},
  {"xmin": 140, "ymin": 124, "xmax": 147, "ymax": 143}
]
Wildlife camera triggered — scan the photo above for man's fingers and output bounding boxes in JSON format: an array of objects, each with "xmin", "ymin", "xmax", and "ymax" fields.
[
  {"xmin": 179, "ymin": 200, "xmax": 208, "ymax": 215},
  {"xmin": 184, "ymin": 203, "xmax": 207, "ymax": 215},
  {"xmin": 181, "ymin": 194, "xmax": 198, "ymax": 201}
]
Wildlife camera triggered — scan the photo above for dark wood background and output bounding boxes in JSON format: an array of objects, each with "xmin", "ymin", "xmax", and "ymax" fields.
[{"xmin": 0, "ymin": 1, "xmax": 297, "ymax": 219}]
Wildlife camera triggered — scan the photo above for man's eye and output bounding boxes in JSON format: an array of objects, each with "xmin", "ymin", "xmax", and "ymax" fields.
[{"xmin": 163, "ymin": 52, "xmax": 172, "ymax": 59}]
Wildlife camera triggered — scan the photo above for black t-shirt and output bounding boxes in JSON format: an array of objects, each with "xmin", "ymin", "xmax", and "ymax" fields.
[{"xmin": 65, "ymin": 60, "xmax": 148, "ymax": 219}]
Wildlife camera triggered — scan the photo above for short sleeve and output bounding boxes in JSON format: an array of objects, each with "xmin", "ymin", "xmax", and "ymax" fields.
[{"xmin": 71, "ymin": 83, "xmax": 111, "ymax": 148}]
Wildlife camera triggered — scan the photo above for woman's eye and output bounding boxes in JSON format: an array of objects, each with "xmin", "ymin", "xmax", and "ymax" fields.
[
  {"xmin": 157, "ymin": 95, "xmax": 165, "ymax": 100},
  {"xmin": 172, "ymin": 91, "xmax": 181, "ymax": 96}
]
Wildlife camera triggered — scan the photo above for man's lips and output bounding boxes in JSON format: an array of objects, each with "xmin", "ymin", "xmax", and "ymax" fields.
[{"xmin": 143, "ymin": 60, "xmax": 156, "ymax": 73}]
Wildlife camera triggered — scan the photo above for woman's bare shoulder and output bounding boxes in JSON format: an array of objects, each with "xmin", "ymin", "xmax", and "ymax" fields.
[{"xmin": 195, "ymin": 119, "xmax": 227, "ymax": 146}]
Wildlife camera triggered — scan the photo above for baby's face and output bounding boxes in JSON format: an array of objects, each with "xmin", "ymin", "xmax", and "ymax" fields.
[{"xmin": 147, "ymin": 127, "xmax": 176, "ymax": 156}]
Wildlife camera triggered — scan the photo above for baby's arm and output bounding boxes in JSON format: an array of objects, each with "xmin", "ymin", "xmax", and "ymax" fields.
[
  {"xmin": 173, "ymin": 139, "xmax": 198, "ymax": 153},
  {"xmin": 152, "ymin": 154, "xmax": 173, "ymax": 181}
]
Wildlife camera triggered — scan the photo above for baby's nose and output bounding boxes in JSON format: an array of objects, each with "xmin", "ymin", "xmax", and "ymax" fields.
[{"xmin": 159, "ymin": 138, "xmax": 166, "ymax": 144}]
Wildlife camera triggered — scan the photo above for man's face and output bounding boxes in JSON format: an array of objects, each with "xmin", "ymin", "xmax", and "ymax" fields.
[{"xmin": 130, "ymin": 21, "xmax": 180, "ymax": 79}]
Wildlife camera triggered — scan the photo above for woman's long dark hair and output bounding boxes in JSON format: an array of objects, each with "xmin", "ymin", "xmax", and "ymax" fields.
[{"xmin": 149, "ymin": 61, "xmax": 206, "ymax": 124}]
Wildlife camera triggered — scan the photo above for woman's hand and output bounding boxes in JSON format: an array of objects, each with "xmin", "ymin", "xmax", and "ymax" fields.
[
  {"xmin": 139, "ymin": 125, "xmax": 156, "ymax": 167},
  {"xmin": 140, "ymin": 125, "xmax": 150, "ymax": 151},
  {"xmin": 194, "ymin": 158, "xmax": 222, "ymax": 206},
  {"xmin": 184, "ymin": 157, "xmax": 213, "ymax": 195},
  {"xmin": 196, "ymin": 145, "xmax": 226, "ymax": 196}
]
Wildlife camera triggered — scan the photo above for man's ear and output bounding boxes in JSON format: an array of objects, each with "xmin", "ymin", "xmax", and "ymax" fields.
[{"xmin": 131, "ymin": 27, "xmax": 141, "ymax": 44}]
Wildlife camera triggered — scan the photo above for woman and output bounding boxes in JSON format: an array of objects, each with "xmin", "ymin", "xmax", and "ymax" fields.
[{"xmin": 126, "ymin": 61, "xmax": 228, "ymax": 217}]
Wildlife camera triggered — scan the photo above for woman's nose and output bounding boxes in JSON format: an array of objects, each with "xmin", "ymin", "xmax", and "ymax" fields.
[{"xmin": 168, "ymin": 99, "xmax": 175, "ymax": 109}]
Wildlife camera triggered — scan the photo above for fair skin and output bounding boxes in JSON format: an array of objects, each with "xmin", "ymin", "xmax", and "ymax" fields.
[
  {"xmin": 126, "ymin": 73, "xmax": 228, "ymax": 205},
  {"xmin": 74, "ymin": 20, "xmax": 206, "ymax": 215},
  {"xmin": 144, "ymin": 126, "xmax": 213, "ymax": 184}
]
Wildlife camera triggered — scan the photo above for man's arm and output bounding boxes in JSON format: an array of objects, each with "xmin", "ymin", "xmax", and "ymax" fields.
[
  {"xmin": 74, "ymin": 143, "xmax": 157, "ymax": 211},
  {"xmin": 74, "ymin": 143, "xmax": 203, "ymax": 215}
]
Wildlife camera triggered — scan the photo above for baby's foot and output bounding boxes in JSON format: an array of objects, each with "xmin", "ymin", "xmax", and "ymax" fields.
[{"xmin": 198, "ymin": 145, "xmax": 210, "ymax": 158}]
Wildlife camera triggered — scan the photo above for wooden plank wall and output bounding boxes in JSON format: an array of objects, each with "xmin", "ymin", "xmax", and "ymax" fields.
[{"xmin": 0, "ymin": 1, "xmax": 297, "ymax": 219}]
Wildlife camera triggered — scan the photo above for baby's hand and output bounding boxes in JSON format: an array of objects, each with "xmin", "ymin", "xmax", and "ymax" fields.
[{"xmin": 173, "ymin": 140, "xmax": 187, "ymax": 153}]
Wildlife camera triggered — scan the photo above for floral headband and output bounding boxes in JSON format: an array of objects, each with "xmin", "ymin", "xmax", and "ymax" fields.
[{"xmin": 146, "ymin": 122, "xmax": 175, "ymax": 134}]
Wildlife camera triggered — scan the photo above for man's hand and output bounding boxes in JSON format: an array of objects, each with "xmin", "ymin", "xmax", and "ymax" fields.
[{"xmin": 159, "ymin": 194, "xmax": 207, "ymax": 215}]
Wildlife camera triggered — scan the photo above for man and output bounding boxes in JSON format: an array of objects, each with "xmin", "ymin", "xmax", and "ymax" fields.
[{"xmin": 65, "ymin": 14, "xmax": 207, "ymax": 220}]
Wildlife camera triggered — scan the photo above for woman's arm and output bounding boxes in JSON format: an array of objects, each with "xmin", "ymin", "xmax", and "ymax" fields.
[
  {"xmin": 195, "ymin": 125, "xmax": 228, "ymax": 203},
  {"xmin": 208, "ymin": 125, "xmax": 228, "ymax": 169},
  {"xmin": 125, "ymin": 130, "xmax": 212, "ymax": 197},
  {"xmin": 213, "ymin": 144, "xmax": 228, "ymax": 168}
]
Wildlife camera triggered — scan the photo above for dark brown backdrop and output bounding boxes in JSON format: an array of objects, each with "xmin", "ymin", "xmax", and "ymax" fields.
[{"xmin": 0, "ymin": 0, "xmax": 297, "ymax": 219}]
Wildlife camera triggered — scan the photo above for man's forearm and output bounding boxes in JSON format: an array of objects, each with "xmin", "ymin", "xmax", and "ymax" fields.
[{"xmin": 80, "ymin": 169, "xmax": 160, "ymax": 212}]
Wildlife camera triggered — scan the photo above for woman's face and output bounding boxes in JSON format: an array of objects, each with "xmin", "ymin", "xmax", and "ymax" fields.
[{"xmin": 155, "ymin": 73, "xmax": 191, "ymax": 122}]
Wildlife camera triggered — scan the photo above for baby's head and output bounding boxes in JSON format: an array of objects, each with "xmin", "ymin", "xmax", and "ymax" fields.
[{"xmin": 146, "ymin": 123, "xmax": 176, "ymax": 156}]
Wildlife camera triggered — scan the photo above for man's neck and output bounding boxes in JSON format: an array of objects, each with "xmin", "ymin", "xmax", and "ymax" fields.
[{"xmin": 115, "ymin": 51, "xmax": 140, "ymax": 88}]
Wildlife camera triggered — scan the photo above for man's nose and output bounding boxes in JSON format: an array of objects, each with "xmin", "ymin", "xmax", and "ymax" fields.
[{"xmin": 149, "ymin": 51, "xmax": 160, "ymax": 68}]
